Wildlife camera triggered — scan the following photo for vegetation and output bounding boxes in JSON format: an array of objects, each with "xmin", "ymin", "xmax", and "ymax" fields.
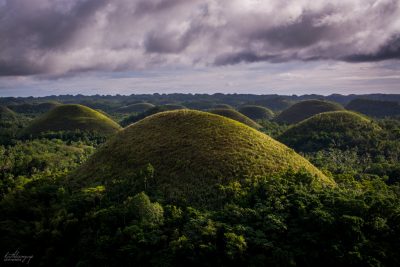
[
  {"xmin": 238, "ymin": 105, "xmax": 274, "ymax": 120},
  {"xmin": 346, "ymin": 98, "xmax": 400, "ymax": 118},
  {"xmin": 276, "ymin": 100, "xmax": 344, "ymax": 124},
  {"xmin": 115, "ymin": 102, "xmax": 155, "ymax": 113},
  {"xmin": 21, "ymin": 104, "xmax": 121, "ymax": 137},
  {"xmin": 208, "ymin": 108, "xmax": 262, "ymax": 129},
  {"xmin": 0, "ymin": 139, "xmax": 94, "ymax": 199},
  {"xmin": 1, "ymin": 168, "xmax": 398, "ymax": 266}
]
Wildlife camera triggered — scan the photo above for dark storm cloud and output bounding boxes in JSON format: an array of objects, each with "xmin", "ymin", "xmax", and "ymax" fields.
[
  {"xmin": 0, "ymin": 0, "xmax": 399, "ymax": 76},
  {"xmin": 345, "ymin": 35, "xmax": 400, "ymax": 62}
]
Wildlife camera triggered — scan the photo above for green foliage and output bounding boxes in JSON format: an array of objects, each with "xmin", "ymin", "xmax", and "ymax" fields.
[
  {"xmin": 0, "ymin": 139, "xmax": 94, "ymax": 198},
  {"xmin": 21, "ymin": 104, "xmax": 121, "ymax": 137},
  {"xmin": 238, "ymin": 105, "xmax": 274, "ymax": 120},
  {"xmin": 276, "ymin": 99, "xmax": 344, "ymax": 124},
  {"xmin": 1, "ymin": 170, "xmax": 399, "ymax": 266},
  {"xmin": 208, "ymin": 108, "xmax": 262, "ymax": 129},
  {"xmin": 0, "ymin": 109, "xmax": 31, "ymax": 145}
]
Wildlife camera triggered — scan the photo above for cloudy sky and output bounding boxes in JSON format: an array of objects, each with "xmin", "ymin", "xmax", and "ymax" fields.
[{"xmin": 0, "ymin": 0, "xmax": 399, "ymax": 96}]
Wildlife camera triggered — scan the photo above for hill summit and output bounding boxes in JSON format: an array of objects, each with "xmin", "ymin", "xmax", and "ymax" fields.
[
  {"xmin": 238, "ymin": 105, "xmax": 274, "ymax": 120},
  {"xmin": 276, "ymin": 100, "xmax": 344, "ymax": 124},
  {"xmin": 22, "ymin": 104, "xmax": 121, "ymax": 136},
  {"xmin": 74, "ymin": 110, "xmax": 334, "ymax": 207}
]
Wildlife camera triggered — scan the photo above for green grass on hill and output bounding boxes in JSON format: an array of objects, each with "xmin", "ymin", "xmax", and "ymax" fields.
[
  {"xmin": 116, "ymin": 103, "xmax": 155, "ymax": 113},
  {"xmin": 278, "ymin": 111, "xmax": 381, "ymax": 152},
  {"xmin": 72, "ymin": 110, "xmax": 334, "ymax": 207},
  {"xmin": 208, "ymin": 108, "xmax": 262, "ymax": 129},
  {"xmin": 21, "ymin": 104, "xmax": 121, "ymax": 137},
  {"xmin": 239, "ymin": 105, "xmax": 274, "ymax": 120},
  {"xmin": 276, "ymin": 99, "xmax": 344, "ymax": 124}
]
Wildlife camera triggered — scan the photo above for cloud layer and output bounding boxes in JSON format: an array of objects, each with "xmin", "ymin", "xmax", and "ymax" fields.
[{"xmin": 1, "ymin": 0, "xmax": 399, "ymax": 76}]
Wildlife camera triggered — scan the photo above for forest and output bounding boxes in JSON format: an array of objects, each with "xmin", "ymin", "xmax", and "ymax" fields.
[{"xmin": 1, "ymin": 94, "xmax": 400, "ymax": 266}]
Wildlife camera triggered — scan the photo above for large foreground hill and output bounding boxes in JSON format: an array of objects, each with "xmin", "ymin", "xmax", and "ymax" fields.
[{"xmin": 73, "ymin": 110, "xmax": 334, "ymax": 207}]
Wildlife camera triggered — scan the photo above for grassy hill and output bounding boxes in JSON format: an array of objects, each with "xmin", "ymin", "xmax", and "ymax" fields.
[
  {"xmin": 120, "ymin": 104, "xmax": 186, "ymax": 127},
  {"xmin": 72, "ymin": 110, "xmax": 334, "ymax": 207},
  {"xmin": 346, "ymin": 98, "xmax": 400, "ymax": 117},
  {"xmin": 278, "ymin": 111, "xmax": 381, "ymax": 152},
  {"xmin": 276, "ymin": 100, "xmax": 344, "ymax": 124},
  {"xmin": 22, "ymin": 104, "xmax": 121, "ymax": 137},
  {"xmin": 208, "ymin": 108, "xmax": 262, "ymax": 129},
  {"xmin": 0, "ymin": 105, "xmax": 17, "ymax": 120},
  {"xmin": 115, "ymin": 103, "xmax": 155, "ymax": 113},
  {"xmin": 239, "ymin": 105, "xmax": 274, "ymax": 120}
]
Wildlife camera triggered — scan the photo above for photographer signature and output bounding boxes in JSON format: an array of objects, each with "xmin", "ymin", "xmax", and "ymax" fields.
[{"xmin": 4, "ymin": 249, "xmax": 33, "ymax": 264}]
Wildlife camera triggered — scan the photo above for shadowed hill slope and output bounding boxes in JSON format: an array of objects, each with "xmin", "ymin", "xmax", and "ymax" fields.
[
  {"xmin": 73, "ymin": 110, "xmax": 334, "ymax": 207},
  {"xmin": 276, "ymin": 100, "xmax": 344, "ymax": 124},
  {"xmin": 22, "ymin": 104, "xmax": 121, "ymax": 137},
  {"xmin": 278, "ymin": 111, "xmax": 381, "ymax": 152},
  {"xmin": 239, "ymin": 105, "xmax": 274, "ymax": 120},
  {"xmin": 208, "ymin": 108, "xmax": 262, "ymax": 129}
]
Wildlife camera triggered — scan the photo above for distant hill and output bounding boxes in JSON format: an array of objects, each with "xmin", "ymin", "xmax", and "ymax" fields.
[
  {"xmin": 120, "ymin": 104, "xmax": 186, "ymax": 127},
  {"xmin": 278, "ymin": 111, "xmax": 381, "ymax": 152},
  {"xmin": 8, "ymin": 102, "xmax": 60, "ymax": 114},
  {"xmin": 22, "ymin": 104, "xmax": 121, "ymax": 137},
  {"xmin": 238, "ymin": 105, "xmax": 274, "ymax": 120},
  {"xmin": 208, "ymin": 108, "xmax": 262, "ymax": 129},
  {"xmin": 276, "ymin": 100, "xmax": 344, "ymax": 124},
  {"xmin": 346, "ymin": 98, "xmax": 400, "ymax": 118},
  {"xmin": 73, "ymin": 110, "xmax": 334, "ymax": 207},
  {"xmin": 251, "ymin": 97, "xmax": 294, "ymax": 111},
  {"xmin": 115, "ymin": 103, "xmax": 155, "ymax": 113},
  {"xmin": 213, "ymin": 104, "xmax": 234, "ymax": 109}
]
